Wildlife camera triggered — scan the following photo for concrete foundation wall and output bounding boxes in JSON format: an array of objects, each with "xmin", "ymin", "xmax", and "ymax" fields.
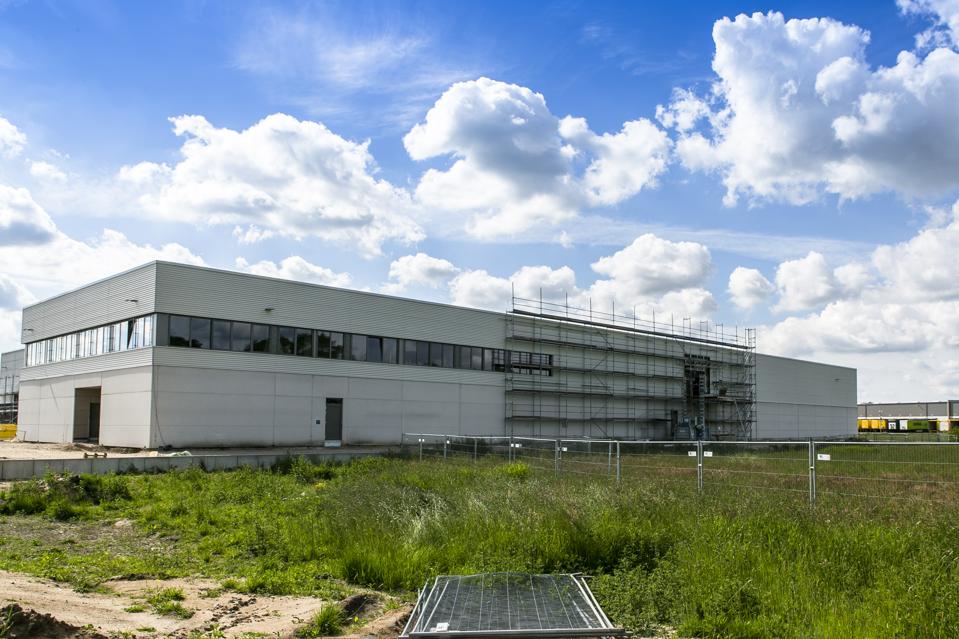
[{"xmin": 755, "ymin": 354, "xmax": 857, "ymax": 439}]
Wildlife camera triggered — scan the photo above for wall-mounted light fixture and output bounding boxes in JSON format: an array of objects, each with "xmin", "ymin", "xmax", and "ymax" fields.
[
  {"xmin": 124, "ymin": 298, "xmax": 139, "ymax": 303},
  {"xmin": 264, "ymin": 307, "xmax": 275, "ymax": 312}
]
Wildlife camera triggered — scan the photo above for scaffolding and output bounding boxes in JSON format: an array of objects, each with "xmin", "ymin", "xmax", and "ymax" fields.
[{"xmin": 505, "ymin": 295, "xmax": 756, "ymax": 441}]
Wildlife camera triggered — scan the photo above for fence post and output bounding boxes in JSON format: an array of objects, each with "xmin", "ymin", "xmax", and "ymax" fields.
[
  {"xmin": 443, "ymin": 438, "xmax": 448, "ymax": 460},
  {"xmin": 615, "ymin": 441, "xmax": 621, "ymax": 484},
  {"xmin": 697, "ymin": 440, "xmax": 704, "ymax": 493},
  {"xmin": 809, "ymin": 440, "xmax": 817, "ymax": 506},
  {"xmin": 474, "ymin": 438, "xmax": 478, "ymax": 462},
  {"xmin": 508, "ymin": 436, "xmax": 513, "ymax": 463},
  {"xmin": 554, "ymin": 439, "xmax": 561, "ymax": 475},
  {"xmin": 418, "ymin": 438, "xmax": 423, "ymax": 462},
  {"xmin": 607, "ymin": 442, "xmax": 612, "ymax": 476}
]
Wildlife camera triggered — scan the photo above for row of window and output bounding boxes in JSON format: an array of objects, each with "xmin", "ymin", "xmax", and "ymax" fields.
[
  {"xmin": 160, "ymin": 315, "xmax": 552, "ymax": 375},
  {"xmin": 162, "ymin": 313, "xmax": 552, "ymax": 373},
  {"xmin": 25, "ymin": 316, "xmax": 154, "ymax": 367},
  {"xmin": 24, "ymin": 312, "xmax": 554, "ymax": 376}
]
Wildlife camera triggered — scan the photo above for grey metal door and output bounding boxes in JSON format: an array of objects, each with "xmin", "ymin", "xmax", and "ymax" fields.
[
  {"xmin": 325, "ymin": 398, "xmax": 343, "ymax": 442},
  {"xmin": 89, "ymin": 403, "xmax": 101, "ymax": 441}
]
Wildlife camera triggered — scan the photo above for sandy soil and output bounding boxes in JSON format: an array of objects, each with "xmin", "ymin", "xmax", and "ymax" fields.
[
  {"xmin": 0, "ymin": 439, "xmax": 387, "ymax": 461},
  {"xmin": 0, "ymin": 570, "xmax": 410, "ymax": 638}
]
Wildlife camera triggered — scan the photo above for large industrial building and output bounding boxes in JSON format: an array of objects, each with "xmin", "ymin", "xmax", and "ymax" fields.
[
  {"xmin": 16, "ymin": 262, "xmax": 857, "ymax": 448},
  {"xmin": 0, "ymin": 349, "xmax": 21, "ymax": 425}
]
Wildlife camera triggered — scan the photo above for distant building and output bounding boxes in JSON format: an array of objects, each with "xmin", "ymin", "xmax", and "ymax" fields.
[
  {"xmin": 0, "ymin": 349, "xmax": 21, "ymax": 424},
  {"xmin": 859, "ymin": 400, "xmax": 959, "ymax": 431},
  {"xmin": 17, "ymin": 262, "xmax": 857, "ymax": 448}
]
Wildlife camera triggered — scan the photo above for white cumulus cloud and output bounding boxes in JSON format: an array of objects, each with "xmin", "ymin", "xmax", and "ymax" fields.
[
  {"xmin": 384, "ymin": 252, "xmax": 459, "ymax": 293},
  {"xmin": 234, "ymin": 256, "xmax": 351, "ymax": 287},
  {"xmin": 0, "ymin": 185, "xmax": 58, "ymax": 246},
  {"xmin": 124, "ymin": 113, "xmax": 424, "ymax": 257},
  {"xmin": 0, "ymin": 116, "xmax": 25, "ymax": 157},
  {"xmin": 405, "ymin": 78, "xmax": 670, "ymax": 238},
  {"xmin": 661, "ymin": 11, "xmax": 959, "ymax": 206},
  {"xmin": 28, "ymin": 160, "xmax": 66, "ymax": 181},
  {"xmin": 728, "ymin": 266, "xmax": 775, "ymax": 310}
]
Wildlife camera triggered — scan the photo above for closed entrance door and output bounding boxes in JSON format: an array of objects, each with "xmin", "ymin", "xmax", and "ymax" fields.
[
  {"xmin": 325, "ymin": 398, "xmax": 343, "ymax": 445},
  {"xmin": 89, "ymin": 403, "xmax": 101, "ymax": 441}
]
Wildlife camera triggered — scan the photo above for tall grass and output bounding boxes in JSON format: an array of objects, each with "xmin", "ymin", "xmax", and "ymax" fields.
[{"xmin": 2, "ymin": 456, "xmax": 959, "ymax": 637}]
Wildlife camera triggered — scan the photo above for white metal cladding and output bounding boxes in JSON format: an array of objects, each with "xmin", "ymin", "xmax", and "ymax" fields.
[
  {"xmin": 755, "ymin": 353, "xmax": 857, "ymax": 438},
  {"xmin": 153, "ymin": 347, "xmax": 505, "ymax": 386},
  {"xmin": 154, "ymin": 262, "xmax": 506, "ymax": 348},
  {"xmin": 20, "ymin": 349, "xmax": 155, "ymax": 381},
  {"xmin": 21, "ymin": 263, "xmax": 157, "ymax": 343}
]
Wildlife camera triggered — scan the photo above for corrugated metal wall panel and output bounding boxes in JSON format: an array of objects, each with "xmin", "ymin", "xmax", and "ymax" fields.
[
  {"xmin": 153, "ymin": 347, "xmax": 505, "ymax": 387},
  {"xmin": 21, "ymin": 349, "xmax": 155, "ymax": 381},
  {"xmin": 155, "ymin": 262, "xmax": 506, "ymax": 347},
  {"xmin": 22, "ymin": 263, "xmax": 157, "ymax": 343}
]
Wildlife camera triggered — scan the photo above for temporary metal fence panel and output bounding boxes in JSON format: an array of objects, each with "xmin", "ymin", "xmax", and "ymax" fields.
[
  {"xmin": 701, "ymin": 441, "xmax": 811, "ymax": 499},
  {"xmin": 512, "ymin": 437, "xmax": 560, "ymax": 473},
  {"xmin": 400, "ymin": 433, "xmax": 959, "ymax": 507},
  {"xmin": 616, "ymin": 441, "xmax": 699, "ymax": 486},
  {"xmin": 402, "ymin": 434, "xmax": 514, "ymax": 462},
  {"xmin": 814, "ymin": 441, "xmax": 959, "ymax": 504},
  {"xmin": 400, "ymin": 572, "xmax": 626, "ymax": 639}
]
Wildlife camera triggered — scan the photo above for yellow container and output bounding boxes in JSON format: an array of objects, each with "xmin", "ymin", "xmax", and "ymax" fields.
[{"xmin": 0, "ymin": 423, "xmax": 15, "ymax": 440}]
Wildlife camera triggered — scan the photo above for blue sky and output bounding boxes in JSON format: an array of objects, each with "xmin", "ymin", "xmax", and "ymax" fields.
[{"xmin": 2, "ymin": 0, "xmax": 959, "ymax": 401}]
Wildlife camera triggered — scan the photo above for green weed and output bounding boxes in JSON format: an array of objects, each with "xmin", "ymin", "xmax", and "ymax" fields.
[
  {"xmin": 295, "ymin": 604, "xmax": 344, "ymax": 637},
  {"xmin": 1, "ymin": 457, "xmax": 958, "ymax": 637}
]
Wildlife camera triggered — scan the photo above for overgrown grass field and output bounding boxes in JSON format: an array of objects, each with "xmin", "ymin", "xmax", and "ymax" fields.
[{"xmin": 1, "ymin": 456, "xmax": 958, "ymax": 638}]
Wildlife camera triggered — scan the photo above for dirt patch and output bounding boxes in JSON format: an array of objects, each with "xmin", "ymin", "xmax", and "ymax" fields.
[
  {"xmin": 0, "ymin": 603, "xmax": 108, "ymax": 638},
  {"xmin": 0, "ymin": 569, "xmax": 410, "ymax": 638},
  {"xmin": 0, "ymin": 439, "xmax": 389, "ymax": 461}
]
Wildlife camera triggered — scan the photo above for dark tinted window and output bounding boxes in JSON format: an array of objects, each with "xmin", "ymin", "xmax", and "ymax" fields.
[
  {"xmin": 330, "ymin": 332, "xmax": 345, "ymax": 359},
  {"xmin": 277, "ymin": 327, "xmax": 295, "ymax": 354},
  {"xmin": 189, "ymin": 317, "xmax": 211, "ymax": 349},
  {"xmin": 169, "ymin": 315, "xmax": 190, "ymax": 347},
  {"xmin": 443, "ymin": 344, "xmax": 455, "ymax": 368},
  {"xmin": 403, "ymin": 340, "xmax": 416, "ymax": 365},
  {"xmin": 295, "ymin": 329, "xmax": 313, "ymax": 357},
  {"xmin": 429, "ymin": 342, "xmax": 443, "ymax": 367},
  {"xmin": 457, "ymin": 345, "xmax": 471, "ymax": 369},
  {"xmin": 231, "ymin": 322, "xmax": 252, "ymax": 352},
  {"xmin": 212, "ymin": 320, "xmax": 231, "ymax": 350},
  {"xmin": 316, "ymin": 331, "xmax": 331, "ymax": 357},
  {"xmin": 367, "ymin": 336, "xmax": 382, "ymax": 363},
  {"xmin": 252, "ymin": 324, "xmax": 270, "ymax": 353},
  {"xmin": 483, "ymin": 348, "xmax": 493, "ymax": 371},
  {"xmin": 383, "ymin": 338, "xmax": 398, "ymax": 364},
  {"xmin": 416, "ymin": 341, "xmax": 430, "ymax": 366},
  {"xmin": 350, "ymin": 334, "xmax": 367, "ymax": 361},
  {"xmin": 471, "ymin": 347, "xmax": 483, "ymax": 370}
]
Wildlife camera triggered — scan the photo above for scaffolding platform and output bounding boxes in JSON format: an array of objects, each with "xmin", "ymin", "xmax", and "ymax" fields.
[
  {"xmin": 400, "ymin": 573, "xmax": 628, "ymax": 639},
  {"xmin": 505, "ymin": 295, "xmax": 756, "ymax": 441}
]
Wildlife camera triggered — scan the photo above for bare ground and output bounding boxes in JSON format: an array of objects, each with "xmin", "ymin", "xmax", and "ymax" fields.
[
  {"xmin": 0, "ymin": 439, "xmax": 388, "ymax": 461},
  {"xmin": 0, "ymin": 569, "xmax": 410, "ymax": 638}
]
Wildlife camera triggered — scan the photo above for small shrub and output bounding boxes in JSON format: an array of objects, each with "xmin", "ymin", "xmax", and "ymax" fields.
[
  {"xmin": 499, "ymin": 462, "xmax": 531, "ymax": 480},
  {"xmin": 274, "ymin": 456, "xmax": 337, "ymax": 483},
  {"xmin": 147, "ymin": 587, "xmax": 193, "ymax": 619},
  {"xmin": 46, "ymin": 500, "xmax": 84, "ymax": 521},
  {"xmin": 124, "ymin": 603, "xmax": 147, "ymax": 613},
  {"xmin": 296, "ymin": 605, "xmax": 344, "ymax": 637}
]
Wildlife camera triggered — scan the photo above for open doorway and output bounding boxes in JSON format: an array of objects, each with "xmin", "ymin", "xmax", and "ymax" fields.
[{"xmin": 73, "ymin": 387, "xmax": 101, "ymax": 442}]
